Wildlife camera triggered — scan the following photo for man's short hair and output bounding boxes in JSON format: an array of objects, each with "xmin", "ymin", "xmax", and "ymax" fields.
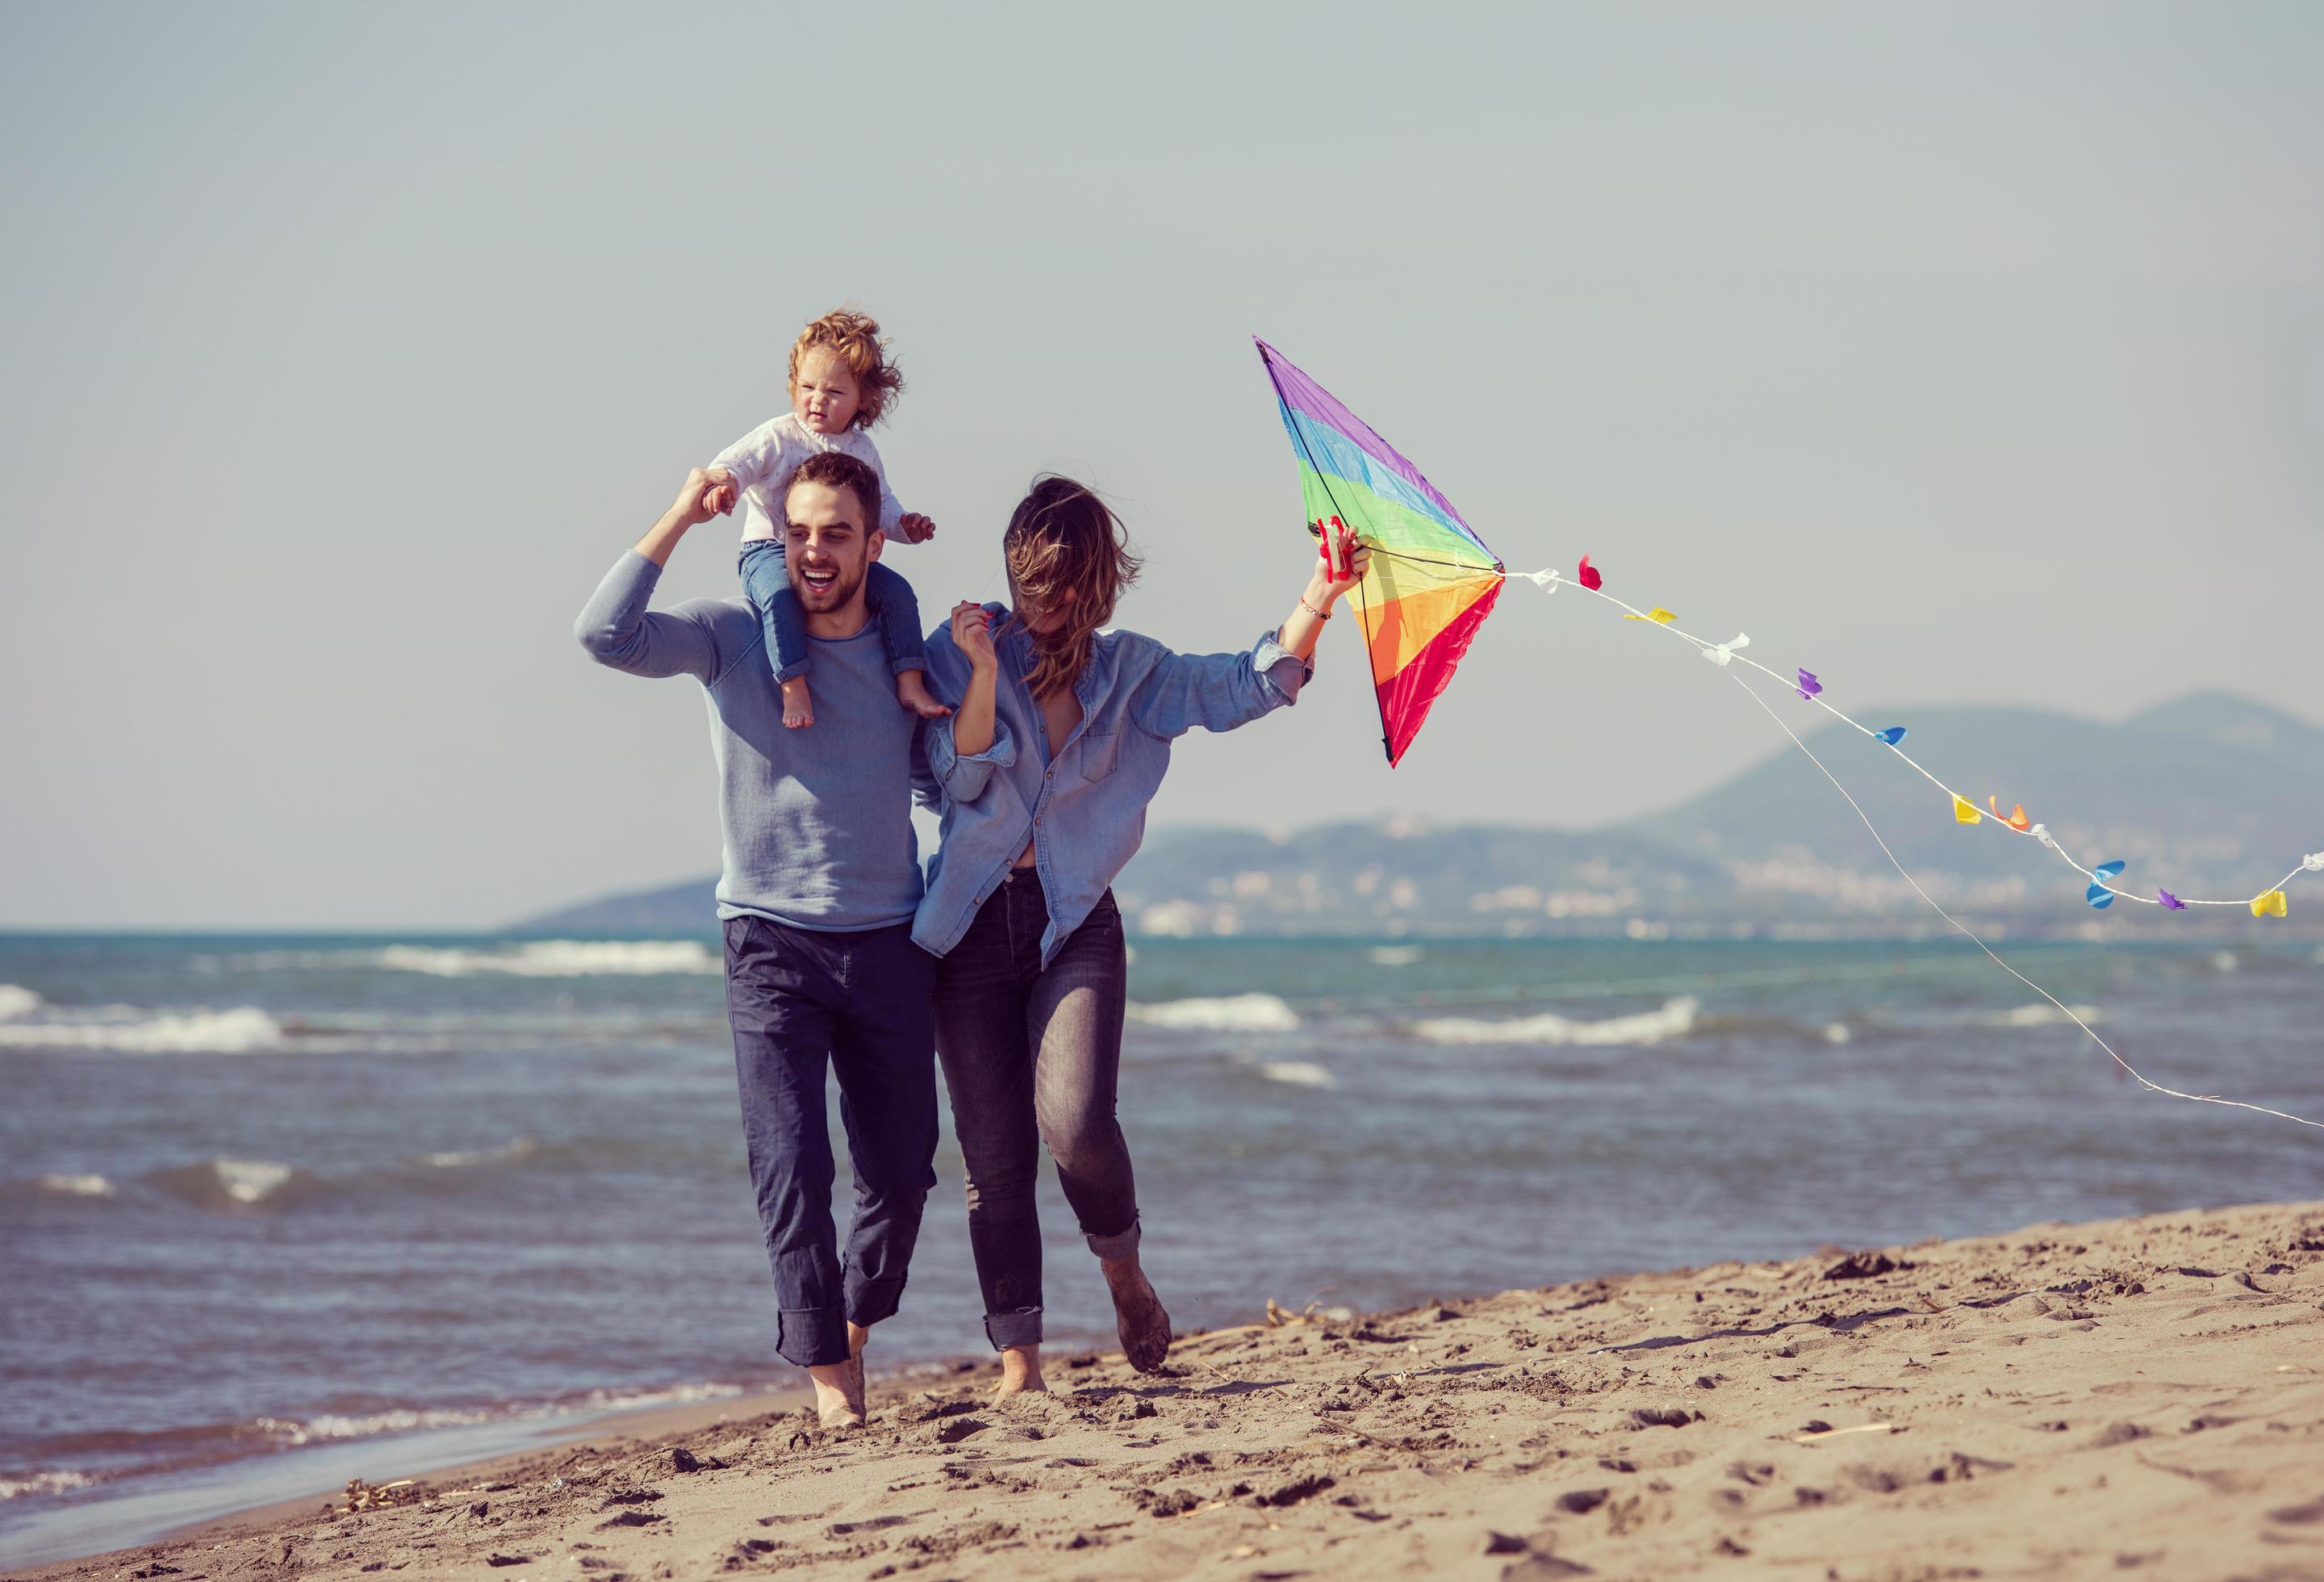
[{"xmin": 785, "ymin": 451, "xmax": 880, "ymax": 529}]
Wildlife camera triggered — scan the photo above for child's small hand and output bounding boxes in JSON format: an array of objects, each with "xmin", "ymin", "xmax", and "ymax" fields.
[
  {"xmin": 702, "ymin": 467, "xmax": 738, "ymax": 518},
  {"xmin": 897, "ymin": 513, "xmax": 936, "ymax": 544}
]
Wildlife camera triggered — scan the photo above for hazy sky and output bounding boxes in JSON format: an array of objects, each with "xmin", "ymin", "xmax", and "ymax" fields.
[{"xmin": 2, "ymin": 3, "xmax": 2318, "ymax": 928}]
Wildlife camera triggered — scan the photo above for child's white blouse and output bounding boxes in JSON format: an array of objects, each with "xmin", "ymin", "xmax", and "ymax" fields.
[{"xmin": 711, "ymin": 413, "xmax": 906, "ymax": 543}]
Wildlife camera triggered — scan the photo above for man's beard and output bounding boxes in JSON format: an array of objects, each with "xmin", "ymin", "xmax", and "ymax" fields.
[{"xmin": 790, "ymin": 557, "xmax": 867, "ymax": 614}]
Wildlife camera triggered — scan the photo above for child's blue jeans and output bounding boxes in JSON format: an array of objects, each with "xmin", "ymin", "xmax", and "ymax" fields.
[{"xmin": 739, "ymin": 540, "xmax": 926, "ymax": 684}]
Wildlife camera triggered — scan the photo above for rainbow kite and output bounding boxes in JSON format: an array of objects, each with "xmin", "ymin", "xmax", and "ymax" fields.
[{"xmin": 1256, "ymin": 339, "xmax": 1503, "ymax": 765}]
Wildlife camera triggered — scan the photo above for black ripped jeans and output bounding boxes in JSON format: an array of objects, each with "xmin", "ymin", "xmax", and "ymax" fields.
[{"xmin": 931, "ymin": 873, "xmax": 1138, "ymax": 1350}]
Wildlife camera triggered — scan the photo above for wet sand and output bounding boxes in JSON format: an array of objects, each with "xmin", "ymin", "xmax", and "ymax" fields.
[{"xmin": 15, "ymin": 1200, "xmax": 2324, "ymax": 1581}]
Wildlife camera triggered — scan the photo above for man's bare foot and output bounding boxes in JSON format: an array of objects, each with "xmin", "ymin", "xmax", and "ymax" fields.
[
  {"xmin": 805, "ymin": 1320, "xmax": 873, "ymax": 1428},
  {"xmin": 993, "ymin": 1344, "xmax": 1047, "ymax": 1400},
  {"xmin": 780, "ymin": 676, "xmax": 815, "ymax": 729},
  {"xmin": 808, "ymin": 1359, "xmax": 863, "ymax": 1429},
  {"xmin": 1101, "ymin": 1254, "xmax": 1172, "ymax": 1374},
  {"xmin": 895, "ymin": 670, "xmax": 951, "ymax": 720}
]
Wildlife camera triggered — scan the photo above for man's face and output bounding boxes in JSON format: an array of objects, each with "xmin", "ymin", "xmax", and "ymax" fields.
[{"xmin": 782, "ymin": 479, "xmax": 883, "ymax": 617}]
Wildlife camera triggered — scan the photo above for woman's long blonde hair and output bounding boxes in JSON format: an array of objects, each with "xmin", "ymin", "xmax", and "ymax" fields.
[{"xmin": 1002, "ymin": 476, "xmax": 1142, "ymax": 700}]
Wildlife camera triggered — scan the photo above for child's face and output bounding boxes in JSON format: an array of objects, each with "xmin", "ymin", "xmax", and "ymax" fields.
[{"xmin": 791, "ymin": 348, "xmax": 863, "ymax": 434}]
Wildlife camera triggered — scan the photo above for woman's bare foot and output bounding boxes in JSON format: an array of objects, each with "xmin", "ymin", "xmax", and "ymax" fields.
[
  {"xmin": 1101, "ymin": 1254, "xmax": 1172, "ymax": 1374},
  {"xmin": 895, "ymin": 670, "xmax": 951, "ymax": 720},
  {"xmin": 993, "ymin": 1344, "xmax": 1047, "ymax": 1400},
  {"xmin": 780, "ymin": 675, "xmax": 815, "ymax": 729}
]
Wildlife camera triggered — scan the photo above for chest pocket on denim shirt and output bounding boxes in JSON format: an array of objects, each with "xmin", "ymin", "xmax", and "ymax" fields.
[{"xmin": 1076, "ymin": 728, "xmax": 1122, "ymax": 784}]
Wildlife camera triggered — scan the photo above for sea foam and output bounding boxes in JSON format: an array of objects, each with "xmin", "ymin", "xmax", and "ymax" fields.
[
  {"xmin": 1130, "ymin": 994, "xmax": 1301, "ymax": 1032},
  {"xmin": 250, "ymin": 1380, "xmax": 747, "ymax": 1446},
  {"xmin": 0, "ymin": 983, "xmax": 42, "ymax": 1020},
  {"xmin": 1413, "ymin": 996, "xmax": 1700, "ymax": 1047}
]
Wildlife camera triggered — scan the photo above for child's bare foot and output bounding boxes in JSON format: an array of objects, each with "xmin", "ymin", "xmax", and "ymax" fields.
[
  {"xmin": 896, "ymin": 670, "xmax": 951, "ymax": 720},
  {"xmin": 1101, "ymin": 1254, "xmax": 1172, "ymax": 1375},
  {"xmin": 993, "ymin": 1345, "xmax": 1047, "ymax": 1400},
  {"xmin": 780, "ymin": 676, "xmax": 815, "ymax": 729}
]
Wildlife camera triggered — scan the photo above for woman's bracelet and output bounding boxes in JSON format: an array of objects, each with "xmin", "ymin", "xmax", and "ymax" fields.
[{"xmin": 1299, "ymin": 593, "xmax": 1332, "ymax": 621}]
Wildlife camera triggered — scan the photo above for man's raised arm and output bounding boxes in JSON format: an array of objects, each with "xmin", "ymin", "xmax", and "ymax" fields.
[{"xmin": 573, "ymin": 469, "xmax": 733, "ymax": 681}]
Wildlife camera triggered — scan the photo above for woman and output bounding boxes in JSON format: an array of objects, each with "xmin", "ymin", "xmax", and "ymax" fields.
[{"xmin": 913, "ymin": 475, "xmax": 1369, "ymax": 1396}]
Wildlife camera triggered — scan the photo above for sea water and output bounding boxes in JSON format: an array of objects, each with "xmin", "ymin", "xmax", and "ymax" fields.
[{"xmin": 2, "ymin": 931, "xmax": 2317, "ymax": 1563}]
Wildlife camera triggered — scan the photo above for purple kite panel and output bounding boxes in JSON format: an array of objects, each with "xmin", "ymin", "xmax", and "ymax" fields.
[{"xmin": 1256, "ymin": 338, "xmax": 1489, "ymax": 554}]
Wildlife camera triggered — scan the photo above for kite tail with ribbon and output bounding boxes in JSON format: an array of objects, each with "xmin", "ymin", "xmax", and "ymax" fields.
[
  {"xmin": 1515, "ymin": 559, "xmax": 2319, "ymax": 917},
  {"xmin": 1507, "ymin": 557, "xmax": 2322, "ymax": 1133}
]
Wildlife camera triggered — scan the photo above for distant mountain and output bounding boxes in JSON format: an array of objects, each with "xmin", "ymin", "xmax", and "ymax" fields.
[
  {"xmin": 1616, "ymin": 691, "xmax": 2322, "ymax": 917},
  {"xmin": 520, "ymin": 879, "xmax": 719, "ymax": 934},
  {"xmin": 512, "ymin": 692, "xmax": 2322, "ymax": 937}
]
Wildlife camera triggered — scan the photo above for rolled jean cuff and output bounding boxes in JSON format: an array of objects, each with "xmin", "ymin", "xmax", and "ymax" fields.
[
  {"xmin": 889, "ymin": 656, "xmax": 927, "ymax": 676},
  {"xmin": 844, "ymin": 1273, "xmax": 908, "ymax": 1330},
  {"xmin": 1084, "ymin": 1216, "xmax": 1141, "ymax": 1261},
  {"xmin": 983, "ymin": 1305, "xmax": 1043, "ymax": 1350},
  {"xmin": 773, "ymin": 658, "xmax": 810, "ymax": 683},
  {"xmin": 774, "ymin": 1305, "xmax": 850, "ymax": 1367}
]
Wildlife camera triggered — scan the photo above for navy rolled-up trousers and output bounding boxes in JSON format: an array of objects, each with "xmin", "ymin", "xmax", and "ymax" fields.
[{"xmin": 721, "ymin": 914, "xmax": 938, "ymax": 1367}]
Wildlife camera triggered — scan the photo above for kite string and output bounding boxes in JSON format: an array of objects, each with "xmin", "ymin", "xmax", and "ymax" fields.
[
  {"xmin": 1507, "ymin": 567, "xmax": 2317, "ymax": 912},
  {"xmin": 1714, "ymin": 665, "xmax": 2324, "ymax": 1132}
]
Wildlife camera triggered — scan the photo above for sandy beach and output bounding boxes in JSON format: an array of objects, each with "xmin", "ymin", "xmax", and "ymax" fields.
[{"xmin": 13, "ymin": 1199, "xmax": 2322, "ymax": 1581}]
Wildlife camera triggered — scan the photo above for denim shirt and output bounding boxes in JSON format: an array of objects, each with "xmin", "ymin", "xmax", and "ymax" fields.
[{"xmin": 913, "ymin": 605, "xmax": 1311, "ymax": 965}]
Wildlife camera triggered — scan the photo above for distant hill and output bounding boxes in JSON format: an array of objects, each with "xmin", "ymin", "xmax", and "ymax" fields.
[
  {"xmin": 518, "ymin": 879, "xmax": 720, "ymax": 934},
  {"xmin": 512, "ymin": 691, "xmax": 2322, "ymax": 936},
  {"xmin": 1616, "ymin": 690, "xmax": 2323, "ymax": 919}
]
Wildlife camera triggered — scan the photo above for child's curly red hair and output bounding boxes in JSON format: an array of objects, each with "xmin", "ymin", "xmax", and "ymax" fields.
[{"xmin": 788, "ymin": 308, "xmax": 905, "ymax": 429}]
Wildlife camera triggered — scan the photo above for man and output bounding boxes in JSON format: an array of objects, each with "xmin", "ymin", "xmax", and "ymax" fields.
[{"xmin": 575, "ymin": 452, "xmax": 994, "ymax": 1426}]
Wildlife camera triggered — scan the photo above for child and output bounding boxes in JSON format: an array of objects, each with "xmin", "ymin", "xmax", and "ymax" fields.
[{"xmin": 702, "ymin": 309, "xmax": 944, "ymax": 728}]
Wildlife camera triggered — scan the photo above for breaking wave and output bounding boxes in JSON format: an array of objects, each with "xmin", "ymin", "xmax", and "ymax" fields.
[
  {"xmin": 0, "ymin": 1005, "xmax": 286, "ymax": 1054},
  {"xmin": 0, "ymin": 1468, "xmax": 98, "ymax": 1501},
  {"xmin": 1981, "ymin": 1003, "xmax": 2105, "ymax": 1029},
  {"xmin": 413, "ymin": 1137, "xmax": 539, "ymax": 1170},
  {"xmin": 1256, "ymin": 1061, "xmax": 1336, "ymax": 1088},
  {"xmin": 148, "ymin": 1157, "xmax": 305, "ymax": 1209},
  {"xmin": 39, "ymin": 1173, "xmax": 116, "ymax": 1198},
  {"xmin": 1131, "ymin": 994, "xmax": 1301, "ymax": 1032},
  {"xmin": 1412, "ymin": 996, "xmax": 1700, "ymax": 1048},
  {"xmin": 232, "ymin": 940, "xmax": 721, "ymax": 977},
  {"xmin": 0, "ymin": 983, "xmax": 42, "ymax": 1021}
]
